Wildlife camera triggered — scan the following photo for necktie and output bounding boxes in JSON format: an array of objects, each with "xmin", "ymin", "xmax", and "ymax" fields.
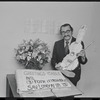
[{"xmin": 65, "ymin": 41, "xmax": 69, "ymax": 55}]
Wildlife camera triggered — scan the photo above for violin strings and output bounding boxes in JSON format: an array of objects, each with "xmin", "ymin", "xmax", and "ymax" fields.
[{"xmin": 67, "ymin": 41, "xmax": 95, "ymax": 67}]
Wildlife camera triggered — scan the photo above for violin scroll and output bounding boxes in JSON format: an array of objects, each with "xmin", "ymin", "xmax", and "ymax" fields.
[{"xmin": 76, "ymin": 25, "xmax": 87, "ymax": 43}]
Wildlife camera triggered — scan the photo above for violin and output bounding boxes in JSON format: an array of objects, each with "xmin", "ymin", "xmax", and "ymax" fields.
[{"xmin": 59, "ymin": 25, "xmax": 86, "ymax": 71}]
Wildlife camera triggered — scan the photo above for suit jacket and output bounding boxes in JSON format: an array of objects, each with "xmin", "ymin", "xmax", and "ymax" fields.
[{"xmin": 51, "ymin": 37, "xmax": 88, "ymax": 86}]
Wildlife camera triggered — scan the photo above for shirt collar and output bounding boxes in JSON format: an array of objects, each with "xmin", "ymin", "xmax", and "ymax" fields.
[{"xmin": 64, "ymin": 37, "xmax": 72, "ymax": 47}]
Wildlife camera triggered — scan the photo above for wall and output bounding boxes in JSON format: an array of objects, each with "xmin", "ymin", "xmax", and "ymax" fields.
[
  {"xmin": 0, "ymin": 2, "xmax": 99, "ymax": 97},
  {"xmin": 77, "ymin": 2, "xmax": 100, "ymax": 97}
]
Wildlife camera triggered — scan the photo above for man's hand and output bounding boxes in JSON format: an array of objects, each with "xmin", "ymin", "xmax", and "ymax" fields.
[
  {"xmin": 55, "ymin": 62, "xmax": 62, "ymax": 70},
  {"xmin": 55, "ymin": 63, "xmax": 75, "ymax": 77},
  {"xmin": 76, "ymin": 49, "xmax": 86, "ymax": 62},
  {"xmin": 76, "ymin": 49, "xmax": 86, "ymax": 57}
]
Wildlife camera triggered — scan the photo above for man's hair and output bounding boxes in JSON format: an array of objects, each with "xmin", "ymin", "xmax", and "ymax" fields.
[{"xmin": 60, "ymin": 23, "xmax": 73, "ymax": 34}]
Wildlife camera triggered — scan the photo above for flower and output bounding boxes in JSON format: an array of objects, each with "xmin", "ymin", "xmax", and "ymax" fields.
[{"xmin": 14, "ymin": 38, "xmax": 51, "ymax": 69}]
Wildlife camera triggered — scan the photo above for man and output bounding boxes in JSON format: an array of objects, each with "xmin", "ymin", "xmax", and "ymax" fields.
[{"xmin": 51, "ymin": 23, "xmax": 88, "ymax": 86}]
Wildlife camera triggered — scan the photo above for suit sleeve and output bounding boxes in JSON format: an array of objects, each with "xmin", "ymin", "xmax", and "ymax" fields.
[
  {"xmin": 51, "ymin": 42, "xmax": 58, "ymax": 69},
  {"xmin": 78, "ymin": 41, "xmax": 88, "ymax": 64}
]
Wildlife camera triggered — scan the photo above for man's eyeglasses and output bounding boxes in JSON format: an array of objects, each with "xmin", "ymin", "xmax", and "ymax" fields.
[{"xmin": 61, "ymin": 30, "xmax": 71, "ymax": 34}]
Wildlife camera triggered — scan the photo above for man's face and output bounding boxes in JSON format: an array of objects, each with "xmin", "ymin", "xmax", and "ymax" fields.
[{"xmin": 61, "ymin": 26, "xmax": 73, "ymax": 41}]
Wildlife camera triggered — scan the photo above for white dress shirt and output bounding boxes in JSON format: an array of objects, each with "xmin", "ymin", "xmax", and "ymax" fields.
[{"xmin": 64, "ymin": 37, "xmax": 72, "ymax": 47}]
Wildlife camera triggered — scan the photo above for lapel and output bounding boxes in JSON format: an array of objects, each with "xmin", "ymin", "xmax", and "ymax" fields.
[
  {"xmin": 70, "ymin": 37, "xmax": 76, "ymax": 44},
  {"xmin": 59, "ymin": 39, "xmax": 65, "ymax": 57}
]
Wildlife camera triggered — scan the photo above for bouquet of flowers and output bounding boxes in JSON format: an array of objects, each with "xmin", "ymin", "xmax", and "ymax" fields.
[{"xmin": 14, "ymin": 38, "xmax": 51, "ymax": 70}]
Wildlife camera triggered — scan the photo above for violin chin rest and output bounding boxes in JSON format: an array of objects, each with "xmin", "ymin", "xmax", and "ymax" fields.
[{"xmin": 60, "ymin": 69, "xmax": 75, "ymax": 78}]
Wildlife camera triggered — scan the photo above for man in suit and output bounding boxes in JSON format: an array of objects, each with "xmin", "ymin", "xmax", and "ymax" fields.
[{"xmin": 51, "ymin": 23, "xmax": 88, "ymax": 86}]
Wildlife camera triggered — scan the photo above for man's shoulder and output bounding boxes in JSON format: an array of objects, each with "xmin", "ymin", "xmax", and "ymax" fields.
[
  {"xmin": 55, "ymin": 39, "xmax": 63, "ymax": 44},
  {"xmin": 71, "ymin": 37, "xmax": 84, "ymax": 44},
  {"xmin": 72, "ymin": 37, "xmax": 76, "ymax": 41}
]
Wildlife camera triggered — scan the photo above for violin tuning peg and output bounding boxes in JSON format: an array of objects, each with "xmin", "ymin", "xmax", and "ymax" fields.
[
  {"xmin": 81, "ymin": 25, "xmax": 87, "ymax": 30},
  {"xmin": 82, "ymin": 26, "xmax": 84, "ymax": 29}
]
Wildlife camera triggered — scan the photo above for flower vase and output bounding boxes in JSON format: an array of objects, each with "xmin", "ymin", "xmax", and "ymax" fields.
[{"xmin": 25, "ymin": 61, "xmax": 43, "ymax": 70}]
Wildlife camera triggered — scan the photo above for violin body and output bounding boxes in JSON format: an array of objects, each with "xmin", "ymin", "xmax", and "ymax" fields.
[
  {"xmin": 60, "ymin": 42, "xmax": 82, "ymax": 70},
  {"xmin": 59, "ymin": 25, "xmax": 86, "ymax": 71}
]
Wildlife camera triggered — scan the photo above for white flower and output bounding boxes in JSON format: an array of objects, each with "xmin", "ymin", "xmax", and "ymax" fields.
[
  {"xmin": 27, "ymin": 52, "xmax": 32, "ymax": 56},
  {"xmin": 40, "ymin": 60, "xmax": 43, "ymax": 64},
  {"xmin": 32, "ymin": 52, "xmax": 37, "ymax": 58},
  {"xmin": 18, "ymin": 50, "xmax": 24, "ymax": 54},
  {"xmin": 20, "ymin": 54, "xmax": 26, "ymax": 60},
  {"xmin": 38, "ymin": 45, "xmax": 43, "ymax": 50},
  {"xmin": 27, "ymin": 56, "xmax": 31, "ymax": 61},
  {"xmin": 37, "ymin": 55, "xmax": 42, "ymax": 61},
  {"xmin": 25, "ymin": 45, "xmax": 30, "ymax": 51},
  {"xmin": 41, "ymin": 50, "xmax": 45, "ymax": 54},
  {"xmin": 29, "ymin": 39, "xmax": 34, "ymax": 45},
  {"xmin": 16, "ymin": 55, "xmax": 21, "ymax": 60}
]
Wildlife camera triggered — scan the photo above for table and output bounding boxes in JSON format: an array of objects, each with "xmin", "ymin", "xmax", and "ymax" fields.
[
  {"xmin": 6, "ymin": 74, "xmax": 82, "ymax": 98},
  {"xmin": 6, "ymin": 74, "xmax": 20, "ymax": 97}
]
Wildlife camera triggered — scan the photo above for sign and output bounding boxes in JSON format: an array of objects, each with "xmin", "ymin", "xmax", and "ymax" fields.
[{"xmin": 15, "ymin": 69, "xmax": 71, "ymax": 93}]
